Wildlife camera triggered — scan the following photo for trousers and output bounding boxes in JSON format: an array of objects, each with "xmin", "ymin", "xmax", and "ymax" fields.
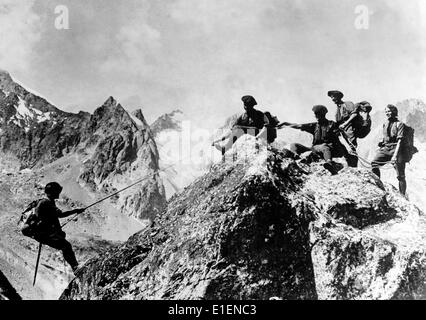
[
  {"xmin": 371, "ymin": 147, "xmax": 406, "ymax": 195},
  {"xmin": 36, "ymin": 231, "xmax": 78, "ymax": 270},
  {"xmin": 290, "ymin": 142, "xmax": 350, "ymax": 163},
  {"xmin": 340, "ymin": 128, "xmax": 358, "ymax": 167}
]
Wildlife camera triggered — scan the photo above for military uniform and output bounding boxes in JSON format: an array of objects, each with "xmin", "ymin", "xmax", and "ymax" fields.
[
  {"xmin": 233, "ymin": 109, "xmax": 269, "ymax": 133},
  {"xmin": 34, "ymin": 199, "xmax": 78, "ymax": 270},
  {"xmin": 222, "ymin": 109, "xmax": 270, "ymax": 148},
  {"xmin": 371, "ymin": 119, "xmax": 406, "ymax": 194},
  {"xmin": 290, "ymin": 119, "xmax": 349, "ymax": 162}
]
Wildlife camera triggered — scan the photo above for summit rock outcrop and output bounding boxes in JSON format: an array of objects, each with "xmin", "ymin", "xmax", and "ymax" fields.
[{"xmin": 60, "ymin": 137, "xmax": 426, "ymax": 300}]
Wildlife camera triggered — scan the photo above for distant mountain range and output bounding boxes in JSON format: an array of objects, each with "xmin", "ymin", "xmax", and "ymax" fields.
[
  {"xmin": 0, "ymin": 70, "xmax": 166, "ymax": 220},
  {"xmin": 0, "ymin": 70, "xmax": 166, "ymax": 299}
]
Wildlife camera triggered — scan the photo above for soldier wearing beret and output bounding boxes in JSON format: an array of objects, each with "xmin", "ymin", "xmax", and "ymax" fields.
[
  {"xmin": 371, "ymin": 105, "xmax": 407, "ymax": 195},
  {"xmin": 278, "ymin": 105, "xmax": 350, "ymax": 175},
  {"xmin": 212, "ymin": 95, "xmax": 271, "ymax": 154}
]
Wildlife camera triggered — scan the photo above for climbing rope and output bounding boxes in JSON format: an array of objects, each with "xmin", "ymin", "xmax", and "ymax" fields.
[
  {"xmin": 338, "ymin": 129, "xmax": 397, "ymax": 170},
  {"xmin": 61, "ymin": 164, "xmax": 175, "ymax": 228}
]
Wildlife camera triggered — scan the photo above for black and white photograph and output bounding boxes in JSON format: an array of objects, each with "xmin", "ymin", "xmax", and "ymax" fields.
[{"xmin": 0, "ymin": 0, "xmax": 425, "ymax": 308}]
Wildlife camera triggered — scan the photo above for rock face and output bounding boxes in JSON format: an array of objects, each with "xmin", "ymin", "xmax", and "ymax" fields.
[
  {"xmin": 60, "ymin": 137, "xmax": 426, "ymax": 300},
  {"xmin": 0, "ymin": 71, "xmax": 166, "ymax": 220},
  {"xmin": 0, "ymin": 270, "xmax": 21, "ymax": 300},
  {"xmin": 77, "ymin": 97, "xmax": 165, "ymax": 220},
  {"xmin": 150, "ymin": 109, "xmax": 184, "ymax": 138}
]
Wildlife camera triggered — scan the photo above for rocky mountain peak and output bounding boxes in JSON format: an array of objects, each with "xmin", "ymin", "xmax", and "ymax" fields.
[
  {"xmin": 89, "ymin": 97, "xmax": 129, "ymax": 130},
  {"xmin": 150, "ymin": 108, "xmax": 184, "ymax": 137},
  {"xmin": 169, "ymin": 109, "xmax": 183, "ymax": 117},
  {"xmin": 131, "ymin": 109, "xmax": 149, "ymax": 129},
  {"xmin": 0, "ymin": 69, "xmax": 12, "ymax": 83},
  {"xmin": 60, "ymin": 136, "xmax": 426, "ymax": 300},
  {"xmin": 102, "ymin": 96, "xmax": 118, "ymax": 108},
  {"xmin": 0, "ymin": 69, "xmax": 17, "ymax": 93},
  {"xmin": 0, "ymin": 76, "xmax": 166, "ymax": 220}
]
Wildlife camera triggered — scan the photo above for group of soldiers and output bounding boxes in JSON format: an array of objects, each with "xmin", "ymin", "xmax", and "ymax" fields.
[
  {"xmin": 22, "ymin": 90, "xmax": 411, "ymax": 275},
  {"xmin": 213, "ymin": 91, "xmax": 409, "ymax": 196}
]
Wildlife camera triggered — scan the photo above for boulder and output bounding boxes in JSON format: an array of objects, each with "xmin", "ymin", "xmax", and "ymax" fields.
[{"xmin": 60, "ymin": 136, "xmax": 426, "ymax": 300}]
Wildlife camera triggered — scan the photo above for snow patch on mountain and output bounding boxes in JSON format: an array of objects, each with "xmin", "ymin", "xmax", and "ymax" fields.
[
  {"xmin": 16, "ymin": 97, "xmax": 32, "ymax": 119},
  {"xmin": 129, "ymin": 113, "xmax": 144, "ymax": 127},
  {"xmin": 8, "ymin": 97, "xmax": 53, "ymax": 131},
  {"xmin": 152, "ymin": 110, "xmax": 223, "ymax": 198}
]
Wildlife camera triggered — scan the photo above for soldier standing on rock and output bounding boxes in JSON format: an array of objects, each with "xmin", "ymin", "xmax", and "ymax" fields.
[
  {"xmin": 328, "ymin": 90, "xmax": 359, "ymax": 167},
  {"xmin": 32, "ymin": 182, "xmax": 85, "ymax": 273},
  {"xmin": 371, "ymin": 105, "xmax": 407, "ymax": 196}
]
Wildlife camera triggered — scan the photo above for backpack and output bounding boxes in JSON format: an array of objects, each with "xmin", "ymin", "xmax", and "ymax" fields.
[
  {"xmin": 353, "ymin": 102, "xmax": 372, "ymax": 139},
  {"xmin": 264, "ymin": 111, "xmax": 280, "ymax": 143},
  {"xmin": 17, "ymin": 199, "xmax": 43, "ymax": 239},
  {"xmin": 400, "ymin": 124, "xmax": 418, "ymax": 163}
]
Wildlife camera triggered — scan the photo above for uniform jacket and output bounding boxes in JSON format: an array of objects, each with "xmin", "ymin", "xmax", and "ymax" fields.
[
  {"xmin": 300, "ymin": 119, "xmax": 341, "ymax": 147},
  {"xmin": 35, "ymin": 198, "xmax": 64, "ymax": 236},
  {"xmin": 233, "ymin": 109, "xmax": 269, "ymax": 130},
  {"xmin": 381, "ymin": 119, "xmax": 404, "ymax": 148}
]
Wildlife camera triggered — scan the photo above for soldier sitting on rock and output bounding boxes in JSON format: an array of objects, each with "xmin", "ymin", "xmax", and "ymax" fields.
[
  {"xmin": 212, "ymin": 95, "xmax": 271, "ymax": 155},
  {"xmin": 278, "ymin": 105, "xmax": 351, "ymax": 175}
]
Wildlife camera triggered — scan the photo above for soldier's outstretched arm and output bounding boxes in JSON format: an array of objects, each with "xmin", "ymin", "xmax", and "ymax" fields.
[
  {"xmin": 277, "ymin": 122, "xmax": 302, "ymax": 130},
  {"xmin": 212, "ymin": 130, "xmax": 231, "ymax": 146},
  {"xmin": 58, "ymin": 208, "xmax": 86, "ymax": 218}
]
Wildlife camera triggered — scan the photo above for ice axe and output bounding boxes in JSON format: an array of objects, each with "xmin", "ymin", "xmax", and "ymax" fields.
[{"xmin": 33, "ymin": 242, "xmax": 42, "ymax": 286}]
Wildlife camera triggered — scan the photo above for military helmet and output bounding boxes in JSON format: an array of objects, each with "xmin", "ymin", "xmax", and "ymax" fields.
[{"xmin": 45, "ymin": 182, "xmax": 63, "ymax": 195}]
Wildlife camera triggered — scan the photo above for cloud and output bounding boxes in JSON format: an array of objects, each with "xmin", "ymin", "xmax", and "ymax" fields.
[
  {"xmin": 0, "ymin": 0, "xmax": 42, "ymax": 72},
  {"xmin": 99, "ymin": 4, "xmax": 162, "ymax": 75},
  {"xmin": 1, "ymin": 0, "xmax": 424, "ymax": 130}
]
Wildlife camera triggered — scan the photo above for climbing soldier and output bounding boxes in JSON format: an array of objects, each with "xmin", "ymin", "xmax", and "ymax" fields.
[
  {"xmin": 30, "ymin": 182, "xmax": 85, "ymax": 273},
  {"xmin": 278, "ymin": 105, "xmax": 350, "ymax": 175},
  {"xmin": 328, "ymin": 90, "xmax": 359, "ymax": 167},
  {"xmin": 371, "ymin": 105, "xmax": 412, "ymax": 196},
  {"xmin": 212, "ymin": 95, "xmax": 278, "ymax": 154}
]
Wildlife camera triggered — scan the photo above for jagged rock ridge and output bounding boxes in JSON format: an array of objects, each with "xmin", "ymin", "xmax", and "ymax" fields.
[
  {"xmin": 60, "ymin": 137, "xmax": 426, "ymax": 300},
  {"xmin": 150, "ymin": 109, "xmax": 184, "ymax": 138},
  {"xmin": 0, "ymin": 71, "xmax": 166, "ymax": 220}
]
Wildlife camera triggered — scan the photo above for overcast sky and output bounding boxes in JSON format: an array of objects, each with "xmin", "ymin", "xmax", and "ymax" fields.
[{"xmin": 0, "ymin": 0, "xmax": 425, "ymax": 128}]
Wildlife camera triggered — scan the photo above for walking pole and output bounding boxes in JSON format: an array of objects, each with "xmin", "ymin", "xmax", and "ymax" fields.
[
  {"xmin": 60, "ymin": 164, "xmax": 176, "ymax": 228},
  {"xmin": 33, "ymin": 242, "xmax": 42, "ymax": 286}
]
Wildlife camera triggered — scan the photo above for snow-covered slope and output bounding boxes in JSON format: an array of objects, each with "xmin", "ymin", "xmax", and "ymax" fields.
[{"xmin": 151, "ymin": 110, "xmax": 223, "ymax": 198}]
